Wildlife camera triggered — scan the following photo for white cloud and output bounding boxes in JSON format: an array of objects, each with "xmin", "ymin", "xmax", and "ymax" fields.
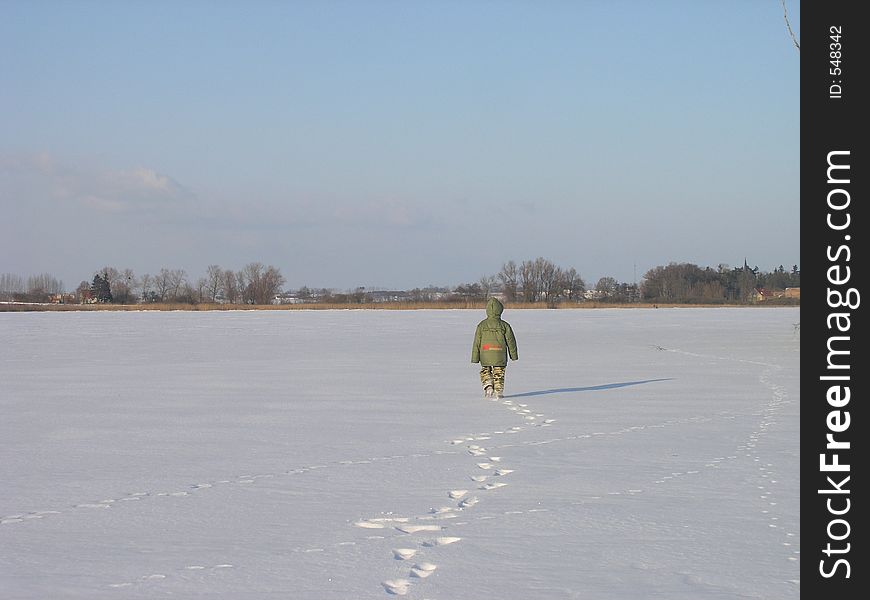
[{"xmin": 0, "ymin": 154, "xmax": 193, "ymax": 215}]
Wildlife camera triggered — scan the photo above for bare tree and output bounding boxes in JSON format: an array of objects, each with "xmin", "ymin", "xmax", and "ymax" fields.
[
  {"xmin": 239, "ymin": 263, "xmax": 285, "ymax": 304},
  {"xmin": 240, "ymin": 263, "xmax": 263, "ymax": 304},
  {"xmin": 539, "ymin": 260, "xmax": 562, "ymax": 305},
  {"xmin": 206, "ymin": 265, "xmax": 223, "ymax": 303},
  {"xmin": 560, "ymin": 267, "xmax": 586, "ymax": 301},
  {"xmin": 221, "ymin": 269, "xmax": 239, "ymax": 304},
  {"xmin": 234, "ymin": 271, "xmax": 245, "ymax": 303},
  {"xmin": 520, "ymin": 260, "xmax": 539, "ymax": 302},
  {"xmin": 75, "ymin": 280, "xmax": 90, "ymax": 303},
  {"xmin": 177, "ymin": 281, "xmax": 198, "ymax": 304},
  {"xmin": 0, "ymin": 273, "xmax": 25, "ymax": 300},
  {"xmin": 26, "ymin": 273, "xmax": 64, "ymax": 300},
  {"xmin": 596, "ymin": 276, "xmax": 618, "ymax": 294},
  {"xmin": 261, "ymin": 265, "xmax": 285, "ymax": 304},
  {"xmin": 196, "ymin": 277, "xmax": 209, "ymax": 303},
  {"xmin": 168, "ymin": 269, "xmax": 187, "ymax": 301},
  {"xmin": 498, "ymin": 261, "xmax": 519, "ymax": 302},
  {"xmin": 121, "ymin": 269, "xmax": 136, "ymax": 302},
  {"xmin": 154, "ymin": 269, "xmax": 172, "ymax": 302},
  {"xmin": 781, "ymin": 0, "xmax": 800, "ymax": 51},
  {"xmin": 519, "ymin": 257, "xmax": 557, "ymax": 303},
  {"xmin": 139, "ymin": 273, "xmax": 153, "ymax": 302},
  {"xmin": 478, "ymin": 275, "xmax": 498, "ymax": 299}
]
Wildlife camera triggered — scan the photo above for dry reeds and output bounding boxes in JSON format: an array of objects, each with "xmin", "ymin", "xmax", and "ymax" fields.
[{"xmin": 0, "ymin": 300, "xmax": 779, "ymax": 313}]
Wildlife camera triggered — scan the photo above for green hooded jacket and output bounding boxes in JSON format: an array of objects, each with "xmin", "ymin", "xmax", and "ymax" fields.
[{"xmin": 471, "ymin": 297, "xmax": 518, "ymax": 367}]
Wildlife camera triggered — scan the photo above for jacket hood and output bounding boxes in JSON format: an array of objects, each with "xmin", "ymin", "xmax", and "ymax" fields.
[{"xmin": 486, "ymin": 297, "xmax": 504, "ymax": 318}]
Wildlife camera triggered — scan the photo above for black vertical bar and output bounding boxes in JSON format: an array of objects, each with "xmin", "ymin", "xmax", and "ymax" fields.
[{"xmin": 802, "ymin": 1, "xmax": 866, "ymax": 596}]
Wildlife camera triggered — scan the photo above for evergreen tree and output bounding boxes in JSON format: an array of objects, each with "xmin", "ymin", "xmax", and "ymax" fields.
[{"xmin": 91, "ymin": 273, "xmax": 113, "ymax": 303}]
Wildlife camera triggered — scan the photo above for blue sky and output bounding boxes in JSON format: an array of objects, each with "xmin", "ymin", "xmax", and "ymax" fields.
[{"xmin": 1, "ymin": 0, "xmax": 800, "ymax": 291}]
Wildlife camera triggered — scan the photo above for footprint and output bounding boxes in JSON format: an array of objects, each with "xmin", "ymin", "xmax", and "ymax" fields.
[
  {"xmin": 459, "ymin": 496, "xmax": 479, "ymax": 508},
  {"xmin": 470, "ymin": 475, "xmax": 488, "ymax": 482},
  {"xmin": 494, "ymin": 469, "xmax": 514, "ymax": 476},
  {"xmin": 410, "ymin": 562, "xmax": 438, "ymax": 578},
  {"xmin": 396, "ymin": 524, "xmax": 442, "ymax": 534},
  {"xmin": 355, "ymin": 520, "xmax": 386, "ymax": 529},
  {"xmin": 448, "ymin": 490, "xmax": 468, "ymax": 500},
  {"xmin": 382, "ymin": 579, "xmax": 411, "ymax": 595},
  {"xmin": 481, "ymin": 482, "xmax": 508, "ymax": 491},
  {"xmin": 422, "ymin": 536, "xmax": 461, "ymax": 547},
  {"xmin": 392, "ymin": 548, "xmax": 417, "ymax": 560}
]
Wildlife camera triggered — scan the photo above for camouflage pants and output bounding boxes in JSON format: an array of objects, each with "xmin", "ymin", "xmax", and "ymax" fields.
[{"xmin": 479, "ymin": 366, "xmax": 506, "ymax": 394}]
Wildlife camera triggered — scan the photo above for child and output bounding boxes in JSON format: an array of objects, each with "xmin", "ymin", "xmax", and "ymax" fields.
[{"xmin": 471, "ymin": 297, "xmax": 518, "ymax": 399}]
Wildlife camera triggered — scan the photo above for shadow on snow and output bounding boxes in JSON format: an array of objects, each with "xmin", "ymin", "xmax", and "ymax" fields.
[{"xmin": 503, "ymin": 378, "xmax": 672, "ymax": 399}]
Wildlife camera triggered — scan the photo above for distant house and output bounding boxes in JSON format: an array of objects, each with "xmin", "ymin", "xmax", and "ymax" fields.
[
  {"xmin": 754, "ymin": 288, "xmax": 788, "ymax": 302},
  {"xmin": 367, "ymin": 290, "xmax": 412, "ymax": 303},
  {"xmin": 753, "ymin": 288, "xmax": 773, "ymax": 302},
  {"xmin": 49, "ymin": 293, "xmax": 76, "ymax": 304},
  {"xmin": 273, "ymin": 293, "xmax": 303, "ymax": 305},
  {"xmin": 785, "ymin": 287, "xmax": 800, "ymax": 299}
]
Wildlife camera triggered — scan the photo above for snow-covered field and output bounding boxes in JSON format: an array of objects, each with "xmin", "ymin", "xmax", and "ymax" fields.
[{"xmin": 0, "ymin": 307, "xmax": 800, "ymax": 599}]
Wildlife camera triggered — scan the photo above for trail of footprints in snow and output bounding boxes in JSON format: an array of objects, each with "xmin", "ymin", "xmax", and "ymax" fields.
[
  {"xmin": 0, "ymin": 402, "xmax": 742, "ymax": 528},
  {"xmin": 0, "ymin": 400, "xmax": 737, "ymax": 526},
  {"xmin": 362, "ymin": 356, "xmax": 798, "ymax": 595},
  {"xmin": 0, "ymin": 406, "xmax": 758, "ymax": 530},
  {"xmin": 10, "ymin": 367, "xmax": 799, "ymax": 591},
  {"xmin": 574, "ymin": 366, "xmax": 800, "ymax": 573},
  {"xmin": 0, "ymin": 398, "xmax": 540, "ymax": 528},
  {"xmin": 107, "ymin": 564, "xmax": 235, "ymax": 589},
  {"xmin": 747, "ymin": 368, "xmax": 800, "ymax": 567},
  {"xmin": 357, "ymin": 396, "xmax": 551, "ymax": 596},
  {"xmin": 0, "ymin": 451, "xmax": 470, "ymax": 527}
]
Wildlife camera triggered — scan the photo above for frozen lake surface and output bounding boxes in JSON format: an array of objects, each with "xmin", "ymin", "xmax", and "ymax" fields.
[{"xmin": 0, "ymin": 307, "xmax": 800, "ymax": 599}]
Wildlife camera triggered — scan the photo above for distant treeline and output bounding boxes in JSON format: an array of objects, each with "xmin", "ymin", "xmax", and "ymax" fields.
[{"xmin": 1, "ymin": 258, "xmax": 798, "ymax": 306}]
